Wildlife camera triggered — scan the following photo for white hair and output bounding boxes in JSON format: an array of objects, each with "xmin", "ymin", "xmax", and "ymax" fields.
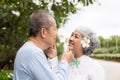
[{"xmin": 75, "ymin": 25, "xmax": 100, "ymax": 55}]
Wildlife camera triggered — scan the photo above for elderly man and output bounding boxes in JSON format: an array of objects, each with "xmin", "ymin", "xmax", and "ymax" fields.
[{"xmin": 13, "ymin": 10, "xmax": 73, "ymax": 80}]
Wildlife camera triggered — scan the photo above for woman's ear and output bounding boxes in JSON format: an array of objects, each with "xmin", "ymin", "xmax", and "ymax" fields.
[{"xmin": 40, "ymin": 28, "xmax": 47, "ymax": 38}]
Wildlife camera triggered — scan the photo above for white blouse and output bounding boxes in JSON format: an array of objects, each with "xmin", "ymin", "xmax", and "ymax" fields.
[{"xmin": 67, "ymin": 55, "xmax": 106, "ymax": 80}]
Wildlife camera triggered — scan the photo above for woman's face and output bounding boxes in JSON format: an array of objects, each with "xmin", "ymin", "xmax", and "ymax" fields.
[{"xmin": 68, "ymin": 31, "xmax": 83, "ymax": 55}]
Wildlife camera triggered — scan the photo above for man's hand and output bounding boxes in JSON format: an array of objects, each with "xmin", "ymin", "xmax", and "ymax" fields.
[{"xmin": 61, "ymin": 48, "xmax": 74, "ymax": 63}]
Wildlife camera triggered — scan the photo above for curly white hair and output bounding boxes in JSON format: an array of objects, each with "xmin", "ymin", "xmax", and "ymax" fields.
[{"xmin": 75, "ymin": 25, "xmax": 100, "ymax": 55}]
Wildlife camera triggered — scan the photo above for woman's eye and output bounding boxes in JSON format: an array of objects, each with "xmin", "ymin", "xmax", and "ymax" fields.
[
  {"xmin": 75, "ymin": 34, "xmax": 81, "ymax": 38},
  {"xmin": 75, "ymin": 35, "xmax": 79, "ymax": 38},
  {"xmin": 71, "ymin": 34, "xmax": 73, "ymax": 36}
]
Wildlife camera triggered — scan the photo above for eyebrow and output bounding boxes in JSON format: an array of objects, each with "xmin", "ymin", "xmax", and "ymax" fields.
[{"xmin": 72, "ymin": 32, "xmax": 80, "ymax": 36}]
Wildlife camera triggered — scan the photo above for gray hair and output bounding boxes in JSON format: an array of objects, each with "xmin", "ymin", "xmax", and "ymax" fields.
[
  {"xmin": 75, "ymin": 26, "xmax": 100, "ymax": 55},
  {"xmin": 29, "ymin": 10, "xmax": 54, "ymax": 37}
]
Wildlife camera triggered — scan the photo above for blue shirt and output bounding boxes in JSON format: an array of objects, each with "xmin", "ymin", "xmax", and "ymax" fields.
[{"xmin": 13, "ymin": 41, "xmax": 68, "ymax": 80}]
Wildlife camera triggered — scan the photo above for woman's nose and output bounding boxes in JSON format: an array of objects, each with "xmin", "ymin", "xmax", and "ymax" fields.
[{"xmin": 69, "ymin": 36, "xmax": 74, "ymax": 40}]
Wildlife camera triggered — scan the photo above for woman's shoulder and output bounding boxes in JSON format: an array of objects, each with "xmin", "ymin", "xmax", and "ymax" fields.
[{"xmin": 85, "ymin": 57, "xmax": 103, "ymax": 68}]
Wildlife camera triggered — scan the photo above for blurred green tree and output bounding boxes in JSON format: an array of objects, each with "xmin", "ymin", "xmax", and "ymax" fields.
[{"xmin": 0, "ymin": 0, "xmax": 95, "ymax": 69}]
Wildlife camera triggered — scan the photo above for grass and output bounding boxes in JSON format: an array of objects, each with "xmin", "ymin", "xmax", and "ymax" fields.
[{"xmin": 0, "ymin": 70, "xmax": 13, "ymax": 80}]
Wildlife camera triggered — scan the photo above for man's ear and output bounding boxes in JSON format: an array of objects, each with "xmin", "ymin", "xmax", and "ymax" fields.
[{"xmin": 40, "ymin": 28, "xmax": 47, "ymax": 38}]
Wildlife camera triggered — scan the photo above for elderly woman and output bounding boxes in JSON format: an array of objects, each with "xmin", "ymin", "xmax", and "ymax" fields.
[
  {"xmin": 67, "ymin": 26, "xmax": 105, "ymax": 80},
  {"xmin": 47, "ymin": 26, "xmax": 105, "ymax": 80}
]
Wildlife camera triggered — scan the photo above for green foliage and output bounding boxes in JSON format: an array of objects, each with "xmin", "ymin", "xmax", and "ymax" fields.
[
  {"xmin": 94, "ymin": 48, "xmax": 108, "ymax": 54},
  {"xmin": 80, "ymin": 0, "xmax": 95, "ymax": 6},
  {"xmin": 94, "ymin": 47, "xmax": 120, "ymax": 54},
  {"xmin": 56, "ymin": 37, "xmax": 64, "ymax": 55},
  {"xmin": 92, "ymin": 46, "xmax": 120, "ymax": 62},
  {"xmin": 91, "ymin": 53, "xmax": 120, "ymax": 62},
  {"xmin": 98, "ymin": 35, "xmax": 120, "ymax": 48},
  {"xmin": 0, "ymin": 0, "xmax": 95, "ymax": 69},
  {"xmin": 0, "ymin": 70, "xmax": 13, "ymax": 80}
]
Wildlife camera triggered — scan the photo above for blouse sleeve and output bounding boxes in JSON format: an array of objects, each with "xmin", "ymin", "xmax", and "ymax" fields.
[{"xmin": 89, "ymin": 63, "xmax": 106, "ymax": 80}]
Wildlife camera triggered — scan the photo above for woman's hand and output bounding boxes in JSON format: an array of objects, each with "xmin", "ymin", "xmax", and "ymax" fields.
[{"xmin": 46, "ymin": 44, "xmax": 57, "ymax": 59}]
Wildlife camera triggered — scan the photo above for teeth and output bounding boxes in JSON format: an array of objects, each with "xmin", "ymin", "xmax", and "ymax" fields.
[
  {"xmin": 69, "ymin": 43, "xmax": 73, "ymax": 46},
  {"xmin": 69, "ymin": 41, "xmax": 74, "ymax": 46}
]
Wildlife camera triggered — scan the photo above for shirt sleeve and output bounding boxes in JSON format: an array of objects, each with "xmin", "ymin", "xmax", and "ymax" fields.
[
  {"xmin": 48, "ymin": 57, "xmax": 58, "ymax": 72},
  {"xmin": 29, "ymin": 55, "xmax": 69, "ymax": 80}
]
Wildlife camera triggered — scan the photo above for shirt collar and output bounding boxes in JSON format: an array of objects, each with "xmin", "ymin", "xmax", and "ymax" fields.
[{"xmin": 76, "ymin": 55, "xmax": 89, "ymax": 64}]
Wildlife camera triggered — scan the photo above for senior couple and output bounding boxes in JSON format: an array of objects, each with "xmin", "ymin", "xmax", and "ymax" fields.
[{"xmin": 13, "ymin": 10, "xmax": 105, "ymax": 80}]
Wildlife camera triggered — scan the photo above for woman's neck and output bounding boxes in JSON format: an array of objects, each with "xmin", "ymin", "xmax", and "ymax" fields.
[{"xmin": 74, "ymin": 51, "xmax": 83, "ymax": 58}]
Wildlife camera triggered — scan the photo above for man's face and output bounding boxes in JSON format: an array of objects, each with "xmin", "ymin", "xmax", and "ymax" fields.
[{"xmin": 46, "ymin": 18, "xmax": 57, "ymax": 47}]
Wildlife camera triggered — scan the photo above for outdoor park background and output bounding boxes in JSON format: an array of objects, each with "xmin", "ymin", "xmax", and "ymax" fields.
[{"xmin": 0, "ymin": 0, "xmax": 120, "ymax": 80}]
